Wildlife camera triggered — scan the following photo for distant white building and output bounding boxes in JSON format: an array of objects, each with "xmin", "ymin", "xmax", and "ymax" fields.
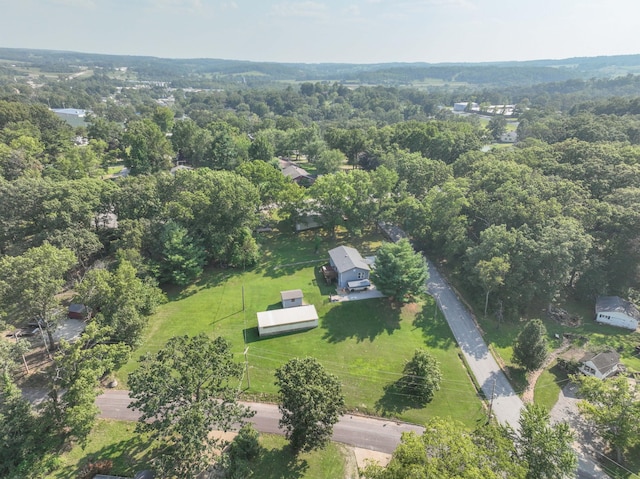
[
  {"xmin": 595, "ymin": 296, "xmax": 639, "ymax": 330},
  {"xmin": 453, "ymin": 102, "xmax": 478, "ymax": 112},
  {"xmin": 50, "ymin": 108, "xmax": 88, "ymax": 127}
]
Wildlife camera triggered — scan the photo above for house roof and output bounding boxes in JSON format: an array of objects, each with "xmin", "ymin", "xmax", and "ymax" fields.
[
  {"xmin": 281, "ymin": 289, "xmax": 303, "ymax": 301},
  {"xmin": 581, "ymin": 350, "xmax": 621, "ymax": 376},
  {"xmin": 328, "ymin": 246, "xmax": 370, "ymax": 274},
  {"xmin": 596, "ymin": 296, "xmax": 640, "ymax": 320},
  {"xmin": 279, "ymin": 159, "xmax": 313, "ymax": 181}
]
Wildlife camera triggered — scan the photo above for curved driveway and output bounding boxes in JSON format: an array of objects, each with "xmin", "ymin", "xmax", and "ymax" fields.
[
  {"xmin": 426, "ymin": 259, "xmax": 524, "ymax": 429},
  {"xmin": 426, "ymin": 259, "xmax": 609, "ymax": 479}
]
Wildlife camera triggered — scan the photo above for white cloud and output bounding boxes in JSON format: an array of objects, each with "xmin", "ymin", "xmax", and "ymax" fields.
[{"xmin": 270, "ymin": 1, "xmax": 328, "ymax": 19}]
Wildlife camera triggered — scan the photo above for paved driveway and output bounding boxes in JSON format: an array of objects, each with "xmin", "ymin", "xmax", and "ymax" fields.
[{"xmin": 426, "ymin": 259, "xmax": 524, "ymax": 429}]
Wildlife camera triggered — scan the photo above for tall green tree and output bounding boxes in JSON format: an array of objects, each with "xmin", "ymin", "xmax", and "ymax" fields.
[
  {"xmin": 517, "ymin": 403, "xmax": 577, "ymax": 479},
  {"xmin": 274, "ymin": 357, "xmax": 345, "ymax": 453},
  {"xmin": 371, "ymin": 239, "xmax": 428, "ymax": 303},
  {"xmin": 315, "ymin": 148, "xmax": 346, "ymax": 175},
  {"xmin": 401, "ymin": 348, "xmax": 442, "ymax": 405},
  {"xmin": 74, "ymin": 260, "xmax": 165, "ymax": 346},
  {"xmin": 475, "ymin": 256, "xmax": 510, "ymax": 317},
  {"xmin": 123, "ymin": 118, "xmax": 173, "ymax": 175},
  {"xmin": 0, "ymin": 372, "xmax": 45, "ymax": 478},
  {"xmin": 128, "ymin": 334, "xmax": 253, "ymax": 478},
  {"xmin": 0, "ymin": 243, "xmax": 76, "ymax": 350},
  {"xmin": 362, "ymin": 418, "xmax": 526, "ymax": 479},
  {"xmin": 156, "ymin": 220, "xmax": 206, "ymax": 285},
  {"xmin": 512, "ymin": 319, "xmax": 548, "ymax": 371},
  {"xmin": 44, "ymin": 324, "xmax": 130, "ymax": 447},
  {"xmin": 574, "ymin": 375, "xmax": 640, "ymax": 463}
]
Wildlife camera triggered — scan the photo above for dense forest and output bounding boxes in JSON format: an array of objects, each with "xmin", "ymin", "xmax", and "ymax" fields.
[{"xmin": 1, "ymin": 48, "xmax": 639, "ymax": 478}]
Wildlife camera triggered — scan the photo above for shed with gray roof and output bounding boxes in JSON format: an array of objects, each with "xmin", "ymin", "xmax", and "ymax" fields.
[{"xmin": 328, "ymin": 246, "xmax": 370, "ymax": 288}]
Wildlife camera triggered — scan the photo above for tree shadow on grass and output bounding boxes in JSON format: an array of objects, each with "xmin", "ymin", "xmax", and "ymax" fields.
[
  {"xmin": 253, "ymin": 443, "xmax": 309, "ymax": 479},
  {"xmin": 375, "ymin": 379, "xmax": 422, "ymax": 417},
  {"xmin": 54, "ymin": 434, "xmax": 155, "ymax": 479},
  {"xmin": 412, "ymin": 305, "xmax": 455, "ymax": 350},
  {"xmin": 163, "ymin": 267, "xmax": 234, "ymax": 302},
  {"xmin": 321, "ymin": 299, "xmax": 401, "ymax": 343}
]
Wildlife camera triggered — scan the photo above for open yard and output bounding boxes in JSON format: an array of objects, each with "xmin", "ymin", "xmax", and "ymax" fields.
[
  {"xmin": 117, "ymin": 228, "xmax": 484, "ymax": 427},
  {"xmin": 47, "ymin": 420, "xmax": 351, "ymax": 479}
]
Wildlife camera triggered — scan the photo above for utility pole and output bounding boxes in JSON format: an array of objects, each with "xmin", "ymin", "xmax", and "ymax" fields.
[
  {"xmin": 487, "ymin": 378, "xmax": 497, "ymax": 423},
  {"xmin": 244, "ymin": 347, "xmax": 250, "ymax": 389}
]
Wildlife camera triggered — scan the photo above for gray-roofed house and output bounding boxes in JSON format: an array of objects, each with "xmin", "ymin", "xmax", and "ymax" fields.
[
  {"xmin": 328, "ymin": 245, "xmax": 370, "ymax": 289},
  {"xmin": 578, "ymin": 350, "xmax": 621, "ymax": 379},
  {"xmin": 595, "ymin": 296, "xmax": 640, "ymax": 331},
  {"xmin": 281, "ymin": 289, "xmax": 304, "ymax": 308},
  {"xmin": 278, "ymin": 159, "xmax": 315, "ymax": 186}
]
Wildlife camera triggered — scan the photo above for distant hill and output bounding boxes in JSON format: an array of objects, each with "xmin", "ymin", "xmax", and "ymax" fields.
[{"xmin": 1, "ymin": 47, "xmax": 640, "ymax": 88}]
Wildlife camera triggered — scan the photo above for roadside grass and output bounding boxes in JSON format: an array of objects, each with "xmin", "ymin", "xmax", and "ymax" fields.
[
  {"xmin": 47, "ymin": 420, "xmax": 154, "ymax": 479},
  {"xmin": 48, "ymin": 420, "xmax": 348, "ymax": 479},
  {"xmin": 256, "ymin": 435, "xmax": 347, "ymax": 479},
  {"xmin": 118, "ymin": 227, "xmax": 485, "ymax": 428}
]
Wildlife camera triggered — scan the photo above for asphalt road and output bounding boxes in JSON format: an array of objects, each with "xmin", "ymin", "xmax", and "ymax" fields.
[
  {"xmin": 425, "ymin": 259, "xmax": 524, "ymax": 429},
  {"xmin": 96, "ymin": 390, "xmax": 424, "ymax": 454}
]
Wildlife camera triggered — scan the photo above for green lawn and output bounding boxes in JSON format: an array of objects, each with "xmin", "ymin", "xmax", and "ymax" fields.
[
  {"xmin": 47, "ymin": 420, "xmax": 154, "ymax": 479},
  {"xmin": 118, "ymin": 228, "xmax": 485, "ymax": 427},
  {"xmin": 534, "ymin": 361, "xmax": 568, "ymax": 411},
  {"xmin": 48, "ymin": 420, "xmax": 349, "ymax": 479}
]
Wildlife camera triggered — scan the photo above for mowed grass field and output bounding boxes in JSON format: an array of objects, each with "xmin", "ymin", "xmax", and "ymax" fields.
[
  {"xmin": 48, "ymin": 420, "xmax": 348, "ymax": 479},
  {"xmin": 117, "ymin": 228, "xmax": 485, "ymax": 427}
]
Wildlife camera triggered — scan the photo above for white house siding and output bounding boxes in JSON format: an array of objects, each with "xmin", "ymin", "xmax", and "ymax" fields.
[
  {"xmin": 596, "ymin": 312, "xmax": 638, "ymax": 331},
  {"xmin": 578, "ymin": 361, "xmax": 607, "ymax": 379}
]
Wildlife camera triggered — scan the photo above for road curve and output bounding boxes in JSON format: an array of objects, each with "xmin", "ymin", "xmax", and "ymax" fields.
[
  {"xmin": 96, "ymin": 390, "xmax": 424, "ymax": 454},
  {"xmin": 426, "ymin": 259, "xmax": 524, "ymax": 429}
]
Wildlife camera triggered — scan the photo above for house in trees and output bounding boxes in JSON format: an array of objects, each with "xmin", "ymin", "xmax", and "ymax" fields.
[
  {"xmin": 281, "ymin": 289, "xmax": 304, "ymax": 308},
  {"xmin": 578, "ymin": 350, "xmax": 621, "ymax": 379},
  {"xmin": 278, "ymin": 159, "xmax": 315, "ymax": 186},
  {"xmin": 595, "ymin": 296, "xmax": 640, "ymax": 330},
  {"xmin": 328, "ymin": 245, "xmax": 371, "ymax": 289}
]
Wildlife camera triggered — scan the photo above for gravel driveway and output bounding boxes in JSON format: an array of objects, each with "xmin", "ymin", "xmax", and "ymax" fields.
[{"xmin": 550, "ymin": 383, "xmax": 611, "ymax": 479}]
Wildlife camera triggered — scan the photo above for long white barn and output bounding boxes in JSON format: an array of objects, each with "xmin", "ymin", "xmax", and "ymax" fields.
[{"xmin": 257, "ymin": 304, "xmax": 318, "ymax": 337}]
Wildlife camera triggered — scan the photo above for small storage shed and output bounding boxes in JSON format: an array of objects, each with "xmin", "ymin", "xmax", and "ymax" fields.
[
  {"xmin": 595, "ymin": 296, "xmax": 640, "ymax": 330},
  {"xmin": 257, "ymin": 305, "xmax": 319, "ymax": 337},
  {"xmin": 578, "ymin": 350, "xmax": 621, "ymax": 379},
  {"xmin": 281, "ymin": 289, "xmax": 304, "ymax": 308},
  {"xmin": 328, "ymin": 245, "xmax": 370, "ymax": 289}
]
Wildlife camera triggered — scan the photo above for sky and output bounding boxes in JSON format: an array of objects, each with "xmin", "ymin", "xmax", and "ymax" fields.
[{"xmin": 1, "ymin": 0, "xmax": 640, "ymax": 64}]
